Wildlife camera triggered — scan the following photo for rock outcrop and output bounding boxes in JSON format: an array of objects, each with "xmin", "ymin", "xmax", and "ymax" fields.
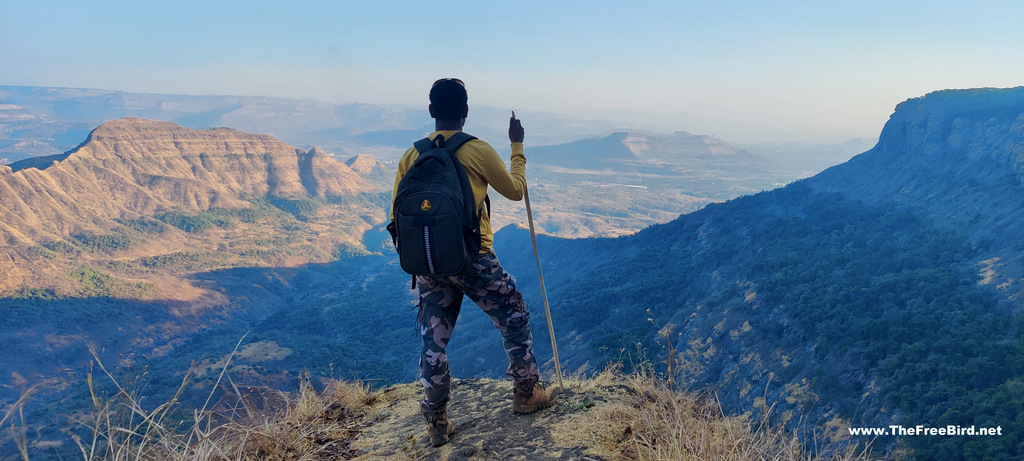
[{"xmin": 0, "ymin": 117, "xmax": 373, "ymax": 245}]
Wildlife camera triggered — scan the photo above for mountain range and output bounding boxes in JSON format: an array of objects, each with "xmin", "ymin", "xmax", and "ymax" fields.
[
  {"xmin": 0, "ymin": 85, "xmax": 639, "ymax": 163},
  {"xmin": 2, "ymin": 86, "xmax": 817, "ymax": 240},
  {"xmin": 1, "ymin": 87, "xmax": 1022, "ymax": 459},
  {"xmin": 0, "ymin": 85, "xmax": 866, "ymax": 174}
]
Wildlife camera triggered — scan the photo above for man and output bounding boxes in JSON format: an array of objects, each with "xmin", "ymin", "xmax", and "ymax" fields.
[{"xmin": 391, "ymin": 78, "xmax": 558, "ymax": 447}]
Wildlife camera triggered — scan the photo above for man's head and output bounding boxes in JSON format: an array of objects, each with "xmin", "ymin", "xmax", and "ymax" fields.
[{"xmin": 429, "ymin": 78, "xmax": 468, "ymax": 125}]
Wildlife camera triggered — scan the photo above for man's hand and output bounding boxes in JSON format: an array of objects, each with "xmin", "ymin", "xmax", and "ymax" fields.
[{"xmin": 509, "ymin": 111, "xmax": 525, "ymax": 144}]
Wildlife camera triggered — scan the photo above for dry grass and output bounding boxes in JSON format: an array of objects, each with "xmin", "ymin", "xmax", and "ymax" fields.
[
  {"xmin": 552, "ymin": 366, "xmax": 878, "ymax": 461},
  {"xmin": 3, "ymin": 337, "xmax": 377, "ymax": 460},
  {"xmin": 191, "ymin": 377, "xmax": 375, "ymax": 460},
  {"xmin": 7, "ymin": 356, "xmax": 882, "ymax": 460},
  {"xmin": 65, "ymin": 363, "xmax": 375, "ymax": 460},
  {"xmin": 1, "ymin": 381, "xmax": 41, "ymax": 460}
]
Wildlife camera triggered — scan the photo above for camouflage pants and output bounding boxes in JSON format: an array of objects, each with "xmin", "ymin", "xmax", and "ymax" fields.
[{"xmin": 416, "ymin": 252, "xmax": 540, "ymax": 416}]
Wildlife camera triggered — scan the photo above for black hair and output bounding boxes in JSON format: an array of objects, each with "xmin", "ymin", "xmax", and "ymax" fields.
[{"xmin": 429, "ymin": 79, "xmax": 468, "ymax": 121}]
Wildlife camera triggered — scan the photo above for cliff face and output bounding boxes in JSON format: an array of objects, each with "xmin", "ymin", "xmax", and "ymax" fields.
[
  {"xmin": 0, "ymin": 118, "xmax": 373, "ymax": 245},
  {"xmin": 808, "ymin": 87, "xmax": 1024, "ymax": 295},
  {"xmin": 809, "ymin": 87, "xmax": 1024, "ymax": 207}
]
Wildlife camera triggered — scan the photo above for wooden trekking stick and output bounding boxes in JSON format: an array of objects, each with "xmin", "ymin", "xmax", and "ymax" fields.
[{"xmin": 523, "ymin": 184, "xmax": 565, "ymax": 390}]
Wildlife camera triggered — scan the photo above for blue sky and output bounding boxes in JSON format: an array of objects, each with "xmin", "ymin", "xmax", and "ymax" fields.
[{"xmin": 2, "ymin": 0, "xmax": 1021, "ymax": 142}]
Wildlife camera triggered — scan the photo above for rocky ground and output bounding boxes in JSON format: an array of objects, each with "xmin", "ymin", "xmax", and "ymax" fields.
[{"xmin": 351, "ymin": 377, "xmax": 631, "ymax": 460}]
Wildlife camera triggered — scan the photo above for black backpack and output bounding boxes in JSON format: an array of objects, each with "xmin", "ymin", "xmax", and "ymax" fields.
[{"xmin": 388, "ymin": 132, "xmax": 485, "ymax": 278}]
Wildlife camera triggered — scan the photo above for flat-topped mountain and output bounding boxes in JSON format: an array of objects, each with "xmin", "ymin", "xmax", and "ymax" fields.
[
  {"xmin": 526, "ymin": 129, "xmax": 776, "ymax": 171},
  {"xmin": 0, "ymin": 117, "xmax": 375, "ymax": 245}
]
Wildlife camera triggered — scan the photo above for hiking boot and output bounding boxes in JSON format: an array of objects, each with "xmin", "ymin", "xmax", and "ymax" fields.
[
  {"xmin": 425, "ymin": 411, "xmax": 454, "ymax": 447},
  {"xmin": 513, "ymin": 382, "xmax": 560, "ymax": 414}
]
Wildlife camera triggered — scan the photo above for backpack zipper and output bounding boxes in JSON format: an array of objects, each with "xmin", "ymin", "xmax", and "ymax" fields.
[{"xmin": 423, "ymin": 226, "xmax": 435, "ymax": 274}]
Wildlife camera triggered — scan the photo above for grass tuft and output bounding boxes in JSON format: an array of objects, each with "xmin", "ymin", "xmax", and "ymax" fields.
[
  {"xmin": 43, "ymin": 338, "xmax": 373, "ymax": 460},
  {"xmin": 553, "ymin": 368, "xmax": 878, "ymax": 460}
]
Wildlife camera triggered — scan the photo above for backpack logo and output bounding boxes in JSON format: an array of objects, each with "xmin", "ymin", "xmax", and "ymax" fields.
[{"xmin": 420, "ymin": 199, "xmax": 432, "ymax": 211}]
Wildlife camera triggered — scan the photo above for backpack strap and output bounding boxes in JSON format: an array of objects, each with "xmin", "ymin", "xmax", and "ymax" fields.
[
  {"xmin": 413, "ymin": 132, "xmax": 476, "ymax": 155},
  {"xmin": 443, "ymin": 133, "xmax": 489, "ymax": 219},
  {"xmin": 442, "ymin": 131, "xmax": 476, "ymax": 152},
  {"xmin": 441, "ymin": 133, "xmax": 482, "ymax": 255},
  {"xmin": 413, "ymin": 136, "xmax": 434, "ymax": 155}
]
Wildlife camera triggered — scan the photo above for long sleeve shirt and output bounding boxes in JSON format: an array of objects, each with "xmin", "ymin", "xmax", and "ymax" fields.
[{"xmin": 391, "ymin": 130, "xmax": 526, "ymax": 254}]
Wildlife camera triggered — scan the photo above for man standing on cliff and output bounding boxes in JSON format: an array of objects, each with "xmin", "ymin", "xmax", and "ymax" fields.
[{"xmin": 390, "ymin": 78, "xmax": 558, "ymax": 447}]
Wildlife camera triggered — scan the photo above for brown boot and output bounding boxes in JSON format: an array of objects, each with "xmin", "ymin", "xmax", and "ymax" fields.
[
  {"xmin": 513, "ymin": 382, "xmax": 560, "ymax": 414},
  {"xmin": 425, "ymin": 411, "xmax": 454, "ymax": 447}
]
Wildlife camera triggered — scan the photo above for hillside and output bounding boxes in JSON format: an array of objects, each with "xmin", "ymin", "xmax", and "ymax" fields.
[
  {"xmin": 0, "ymin": 117, "xmax": 390, "ymax": 292},
  {"xmin": 807, "ymin": 88, "xmax": 1024, "ymax": 299}
]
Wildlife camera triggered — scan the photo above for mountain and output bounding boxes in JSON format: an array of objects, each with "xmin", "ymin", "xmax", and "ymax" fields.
[
  {"xmin": 1, "ymin": 86, "xmax": 813, "ymax": 240},
  {"xmin": 0, "ymin": 117, "xmax": 373, "ymax": 246},
  {"xmin": 0, "ymin": 86, "xmax": 419, "ymax": 161},
  {"xmin": 345, "ymin": 153, "xmax": 392, "ymax": 189},
  {"xmin": 345, "ymin": 153, "xmax": 388, "ymax": 176},
  {"xmin": 807, "ymin": 88, "xmax": 1024, "ymax": 297},
  {"xmin": 502, "ymin": 130, "xmax": 797, "ymax": 238},
  {"xmin": 527, "ymin": 129, "xmax": 777, "ymax": 172},
  {"xmin": 0, "ymin": 117, "xmax": 394, "ymax": 298}
]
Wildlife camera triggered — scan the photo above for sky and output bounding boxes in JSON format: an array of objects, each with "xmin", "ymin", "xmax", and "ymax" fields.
[{"xmin": 1, "ymin": 0, "xmax": 1022, "ymax": 143}]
